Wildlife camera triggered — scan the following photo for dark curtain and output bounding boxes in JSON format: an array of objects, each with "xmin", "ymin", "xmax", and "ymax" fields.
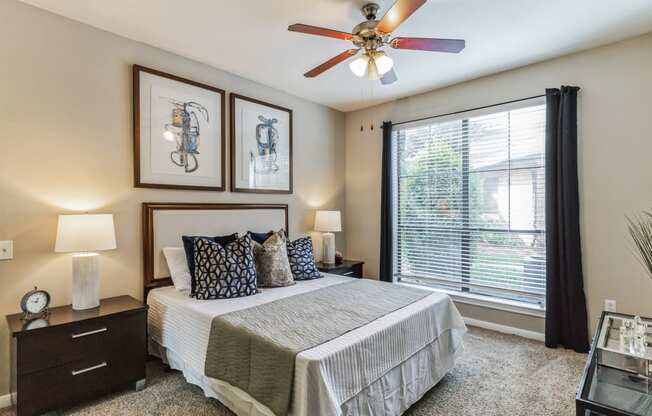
[
  {"xmin": 379, "ymin": 121, "xmax": 394, "ymax": 282},
  {"xmin": 545, "ymin": 86, "xmax": 589, "ymax": 353}
]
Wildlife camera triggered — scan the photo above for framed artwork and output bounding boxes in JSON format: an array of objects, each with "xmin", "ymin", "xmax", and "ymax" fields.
[
  {"xmin": 133, "ymin": 65, "xmax": 225, "ymax": 191},
  {"xmin": 230, "ymin": 93, "xmax": 293, "ymax": 194}
]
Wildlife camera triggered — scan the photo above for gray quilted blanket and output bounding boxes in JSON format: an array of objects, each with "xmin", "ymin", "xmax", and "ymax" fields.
[{"xmin": 204, "ymin": 279, "xmax": 430, "ymax": 416}]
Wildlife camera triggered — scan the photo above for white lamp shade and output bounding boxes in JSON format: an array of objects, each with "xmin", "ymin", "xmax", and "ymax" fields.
[
  {"xmin": 314, "ymin": 210, "xmax": 342, "ymax": 233},
  {"xmin": 55, "ymin": 214, "xmax": 117, "ymax": 253},
  {"xmin": 349, "ymin": 55, "xmax": 368, "ymax": 77},
  {"xmin": 375, "ymin": 53, "xmax": 393, "ymax": 75}
]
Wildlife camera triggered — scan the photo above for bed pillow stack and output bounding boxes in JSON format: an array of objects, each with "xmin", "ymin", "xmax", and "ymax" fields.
[
  {"xmin": 191, "ymin": 235, "xmax": 258, "ymax": 300},
  {"xmin": 164, "ymin": 231, "xmax": 323, "ymax": 298},
  {"xmin": 251, "ymin": 230, "xmax": 295, "ymax": 288}
]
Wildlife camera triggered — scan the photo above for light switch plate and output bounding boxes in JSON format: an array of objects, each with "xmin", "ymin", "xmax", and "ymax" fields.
[{"xmin": 0, "ymin": 240, "xmax": 13, "ymax": 260}]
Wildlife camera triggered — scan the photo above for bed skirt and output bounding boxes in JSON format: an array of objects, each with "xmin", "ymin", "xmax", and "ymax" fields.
[{"xmin": 150, "ymin": 327, "xmax": 463, "ymax": 416}]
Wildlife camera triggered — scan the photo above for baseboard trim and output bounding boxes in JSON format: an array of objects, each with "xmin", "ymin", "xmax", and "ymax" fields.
[
  {"xmin": 0, "ymin": 392, "xmax": 14, "ymax": 409},
  {"xmin": 464, "ymin": 317, "xmax": 545, "ymax": 342}
]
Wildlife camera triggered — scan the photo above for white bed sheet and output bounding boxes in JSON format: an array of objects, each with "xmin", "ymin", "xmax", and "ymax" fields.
[{"xmin": 147, "ymin": 274, "xmax": 466, "ymax": 416}]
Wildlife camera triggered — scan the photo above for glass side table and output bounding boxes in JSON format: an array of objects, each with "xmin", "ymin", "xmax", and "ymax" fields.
[{"xmin": 576, "ymin": 311, "xmax": 652, "ymax": 415}]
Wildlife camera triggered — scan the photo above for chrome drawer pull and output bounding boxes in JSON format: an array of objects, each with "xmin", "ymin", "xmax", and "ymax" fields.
[
  {"xmin": 71, "ymin": 362, "xmax": 107, "ymax": 376},
  {"xmin": 71, "ymin": 327, "xmax": 108, "ymax": 339},
  {"xmin": 343, "ymin": 271, "xmax": 354, "ymax": 276}
]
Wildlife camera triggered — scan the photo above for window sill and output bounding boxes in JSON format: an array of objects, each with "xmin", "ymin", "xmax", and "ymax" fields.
[{"xmin": 397, "ymin": 282, "xmax": 546, "ymax": 318}]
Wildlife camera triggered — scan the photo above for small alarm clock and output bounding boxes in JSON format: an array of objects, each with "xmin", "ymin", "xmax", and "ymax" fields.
[{"xmin": 20, "ymin": 286, "xmax": 51, "ymax": 322}]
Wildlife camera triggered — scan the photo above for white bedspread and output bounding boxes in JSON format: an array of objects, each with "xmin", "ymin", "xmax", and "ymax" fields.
[{"xmin": 148, "ymin": 275, "xmax": 466, "ymax": 416}]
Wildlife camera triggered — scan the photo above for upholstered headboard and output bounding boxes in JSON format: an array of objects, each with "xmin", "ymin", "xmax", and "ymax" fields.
[{"xmin": 142, "ymin": 202, "xmax": 288, "ymax": 297}]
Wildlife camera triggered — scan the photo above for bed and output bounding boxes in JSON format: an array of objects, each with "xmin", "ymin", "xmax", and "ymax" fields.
[{"xmin": 143, "ymin": 202, "xmax": 466, "ymax": 416}]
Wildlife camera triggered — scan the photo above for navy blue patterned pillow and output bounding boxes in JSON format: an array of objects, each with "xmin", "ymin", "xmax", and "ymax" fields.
[
  {"xmin": 286, "ymin": 237, "xmax": 322, "ymax": 280},
  {"xmin": 182, "ymin": 233, "xmax": 238, "ymax": 295},
  {"xmin": 191, "ymin": 235, "xmax": 258, "ymax": 299}
]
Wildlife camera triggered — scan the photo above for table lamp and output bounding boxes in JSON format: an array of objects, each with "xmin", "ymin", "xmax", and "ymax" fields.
[
  {"xmin": 55, "ymin": 214, "xmax": 116, "ymax": 310},
  {"xmin": 314, "ymin": 210, "xmax": 341, "ymax": 265}
]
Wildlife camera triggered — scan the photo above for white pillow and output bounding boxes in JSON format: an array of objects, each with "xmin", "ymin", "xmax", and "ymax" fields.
[{"xmin": 163, "ymin": 247, "xmax": 192, "ymax": 292}]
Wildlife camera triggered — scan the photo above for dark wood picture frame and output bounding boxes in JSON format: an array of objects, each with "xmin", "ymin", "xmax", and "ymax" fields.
[
  {"xmin": 133, "ymin": 65, "xmax": 226, "ymax": 191},
  {"xmin": 230, "ymin": 93, "xmax": 293, "ymax": 194},
  {"xmin": 142, "ymin": 202, "xmax": 289, "ymax": 298}
]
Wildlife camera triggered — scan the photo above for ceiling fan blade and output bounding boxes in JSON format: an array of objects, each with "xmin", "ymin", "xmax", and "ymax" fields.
[
  {"xmin": 376, "ymin": 0, "xmax": 427, "ymax": 34},
  {"xmin": 380, "ymin": 68, "xmax": 398, "ymax": 85},
  {"xmin": 304, "ymin": 49, "xmax": 359, "ymax": 78},
  {"xmin": 288, "ymin": 24, "xmax": 353, "ymax": 41},
  {"xmin": 390, "ymin": 37, "xmax": 465, "ymax": 53}
]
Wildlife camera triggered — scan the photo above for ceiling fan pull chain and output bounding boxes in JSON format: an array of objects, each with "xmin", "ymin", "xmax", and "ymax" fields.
[
  {"xmin": 370, "ymin": 85, "xmax": 374, "ymax": 131},
  {"xmin": 360, "ymin": 88, "xmax": 365, "ymax": 132}
]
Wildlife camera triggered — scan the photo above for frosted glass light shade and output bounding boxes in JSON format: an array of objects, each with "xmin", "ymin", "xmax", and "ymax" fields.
[
  {"xmin": 314, "ymin": 210, "xmax": 342, "ymax": 232},
  {"xmin": 55, "ymin": 214, "xmax": 117, "ymax": 253},
  {"xmin": 375, "ymin": 53, "xmax": 393, "ymax": 75},
  {"xmin": 349, "ymin": 55, "xmax": 368, "ymax": 77},
  {"xmin": 367, "ymin": 59, "xmax": 380, "ymax": 80}
]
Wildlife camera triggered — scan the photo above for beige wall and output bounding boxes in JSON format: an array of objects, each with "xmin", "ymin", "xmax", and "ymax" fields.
[
  {"xmin": 0, "ymin": 0, "xmax": 345, "ymax": 396},
  {"xmin": 345, "ymin": 33, "xmax": 652, "ymax": 336}
]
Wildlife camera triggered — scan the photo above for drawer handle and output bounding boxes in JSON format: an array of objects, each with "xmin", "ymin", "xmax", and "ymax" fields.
[
  {"xmin": 343, "ymin": 271, "xmax": 354, "ymax": 276},
  {"xmin": 71, "ymin": 362, "xmax": 107, "ymax": 376},
  {"xmin": 71, "ymin": 327, "xmax": 108, "ymax": 339}
]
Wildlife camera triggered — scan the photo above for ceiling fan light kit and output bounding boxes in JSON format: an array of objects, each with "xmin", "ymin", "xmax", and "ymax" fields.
[
  {"xmin": 349, "ymin": 54, "xmax": 369, "ymax": 77},
  {"xmin": 288, "ymin": 0, "xmax": 465, "ymax": 85},
  {"xmin": 349, "ymin": 51, "xmax": 393, "ymax": 80},
  {"xmin": 367, "ymin": 58, "xmax": 380, "ymax": 80},
  {"xmin": 374, "ymin": 51, "xmax": 393, "ymax": 75}
]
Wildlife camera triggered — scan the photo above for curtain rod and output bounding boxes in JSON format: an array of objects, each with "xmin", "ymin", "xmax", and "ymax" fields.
[{"xmin": 389, "ymin": 94, "xmax": 546, "ymax": 127}]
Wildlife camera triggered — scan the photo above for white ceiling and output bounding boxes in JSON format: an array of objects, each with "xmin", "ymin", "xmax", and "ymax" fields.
[{"xmin": 20, "ymin": 0, "xmax": 652, "ymax": 112}]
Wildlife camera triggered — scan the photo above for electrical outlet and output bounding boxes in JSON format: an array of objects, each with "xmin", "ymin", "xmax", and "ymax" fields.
[
  {"xmin": 604, "ymin": 299, "xmax": 617, "ymax": 312},
  {"xmin": 0, "ymin": 240, "xmax": 13, "ymax": 260}
]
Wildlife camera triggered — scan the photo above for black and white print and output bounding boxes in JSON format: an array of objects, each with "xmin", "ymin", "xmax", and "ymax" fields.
[
  {"xmin": 134, "ymin": 65, "xmax": 225, "ymax": 190},
  {"xmin": 192, "ymin": 235, "xmax": 257, "ymax": 299},
  {"xmin": 231, "ymin": 94, "xmax": 292, "ymax": 193},
  {"xmin": 286, "ymin": 237, "xmax": 322, "ymax": 280}
]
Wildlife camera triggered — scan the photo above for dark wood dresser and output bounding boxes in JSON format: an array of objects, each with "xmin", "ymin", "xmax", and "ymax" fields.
[
  {"xmin": 316, "ymin": 260, "xmax": 364, "ymax": 278},
  {"xmin": 6, "ymin": 295, "xmax": 147, "ymax": 416}
]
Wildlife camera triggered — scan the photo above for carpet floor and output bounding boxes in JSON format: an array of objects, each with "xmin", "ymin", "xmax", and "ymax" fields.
[{"xmin": 0, "ymin": 327, "xmax": 587, "ymax": 416}]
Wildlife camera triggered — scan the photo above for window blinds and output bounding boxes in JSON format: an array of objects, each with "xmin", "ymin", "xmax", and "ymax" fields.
[{"xmin": 393, "ymin": 102, "xmax": 546, "ymax": 305}]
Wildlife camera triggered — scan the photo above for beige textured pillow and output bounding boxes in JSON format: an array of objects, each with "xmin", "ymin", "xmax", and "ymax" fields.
[{"xmin": 252, "ymin": 231, "xmax": 295, "ymax": 288}]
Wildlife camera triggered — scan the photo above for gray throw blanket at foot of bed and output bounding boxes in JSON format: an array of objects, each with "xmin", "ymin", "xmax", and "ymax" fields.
[{"xmin": 204, "ymin": 279, "xmax": 430, "ymax": 416}]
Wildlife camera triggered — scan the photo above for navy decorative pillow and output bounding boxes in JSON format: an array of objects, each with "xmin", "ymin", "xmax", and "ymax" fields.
[
  {"xmin": 248, "ymin": 231, "xmax": 274, "ymax": 245},
  {"xmin": 191, "ymin": 235, "xmax": 258, "ymax": 299},
  {"xmin": 182, "ymin": 233, "xmax": 238, "ymax": 294},
  {"xmin": 286, "ymin": 237, "xmax": 322, "ymax": 280}
]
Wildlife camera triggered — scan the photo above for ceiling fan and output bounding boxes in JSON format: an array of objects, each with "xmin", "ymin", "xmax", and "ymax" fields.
[{"xmin": 288, "ymin": 0, "xmax": 465, "ymax": 85}]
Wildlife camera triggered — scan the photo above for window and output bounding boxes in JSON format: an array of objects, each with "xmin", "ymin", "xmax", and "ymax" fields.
[{"xmin": 393, "ymin": 101, "xmax": 546, "ymax": 306}]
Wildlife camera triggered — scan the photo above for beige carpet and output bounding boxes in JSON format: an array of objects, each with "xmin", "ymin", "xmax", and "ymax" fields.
[{"xmin": 0, "ymin": 327, "xmax": 587, "ymax": 416}]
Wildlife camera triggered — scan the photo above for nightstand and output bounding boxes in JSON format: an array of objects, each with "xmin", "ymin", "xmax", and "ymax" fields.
[
  {"xmin": 316, "ymin": 260, "xmax": 364, "ymax": 278},
  {"xmin": 6, "ymin": 295, "xmax": 148, "ymax": 416}
]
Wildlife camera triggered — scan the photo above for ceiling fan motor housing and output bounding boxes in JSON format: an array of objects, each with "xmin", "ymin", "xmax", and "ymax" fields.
[{"xmin": 353, "ymin": 4, "xmax": 387, "ymax": 51}]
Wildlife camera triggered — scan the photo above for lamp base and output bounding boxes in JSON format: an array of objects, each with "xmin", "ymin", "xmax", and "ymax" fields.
[
  {"xmin": 322, "ymin": 232, "xmax": 336, "ymax": 265},
  {"xmin": 72, "ymin": 253, "xmax": 100, "ymax": 310}
]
